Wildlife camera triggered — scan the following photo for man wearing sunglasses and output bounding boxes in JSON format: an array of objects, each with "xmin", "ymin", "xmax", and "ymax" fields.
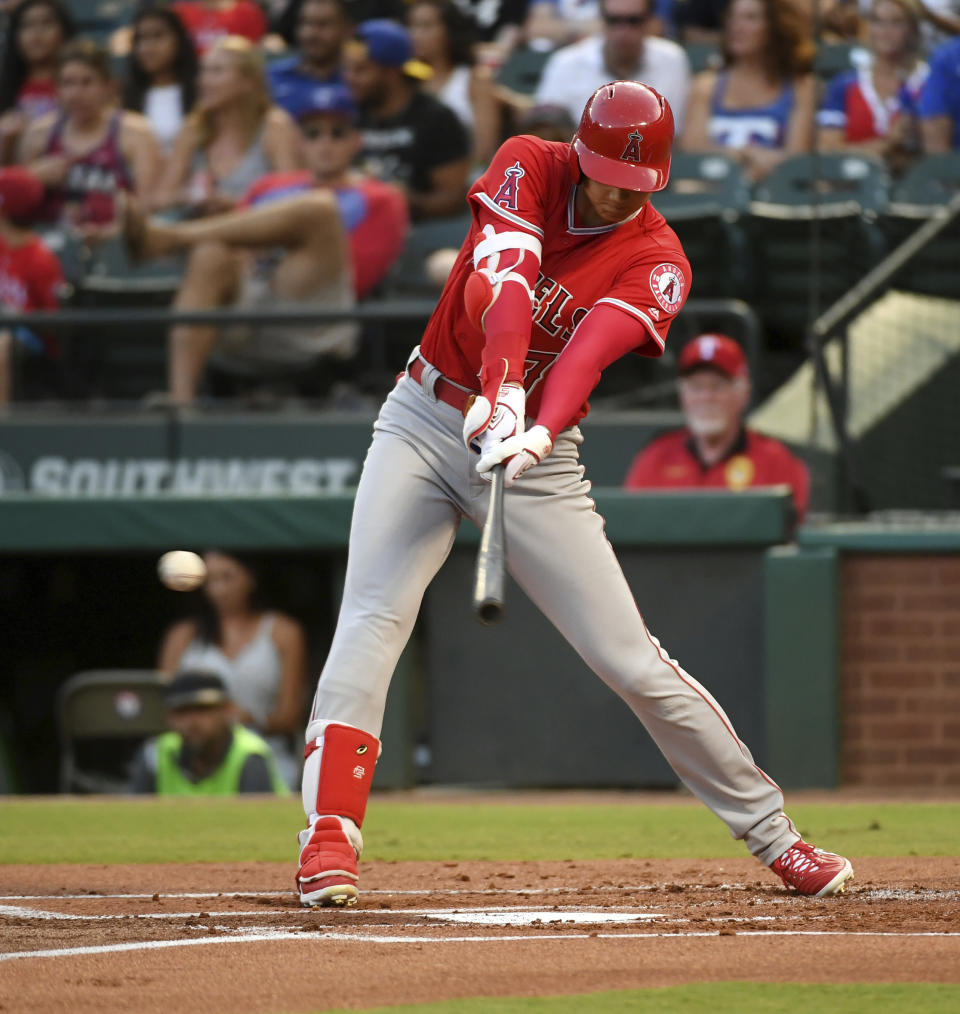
[
  {"xmin": 124, "ymin": 84, "xmax": 408, "ymax": 403},
  {"xmin": 533, "ymin": 0, "xmax": 691, "ymax": 131}
]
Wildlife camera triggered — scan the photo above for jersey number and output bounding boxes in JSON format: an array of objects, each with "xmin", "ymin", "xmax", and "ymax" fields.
[{"xmin": 522, "ymin": 348, "xmax": 561, "ymax": 393}]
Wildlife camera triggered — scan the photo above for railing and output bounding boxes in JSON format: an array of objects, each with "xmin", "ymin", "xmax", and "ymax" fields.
[
  {"xmin": 806, "ymin": 191, "xmax": 960, "ymax": 514},
  {"xmin": 2, "ymin": 297, "xmax": 763, "ymax": 407}
]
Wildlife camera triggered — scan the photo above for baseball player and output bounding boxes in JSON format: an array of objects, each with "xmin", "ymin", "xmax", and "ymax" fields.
[{"xmin": 297, "ymin": 81, "xmax": 854, "ymax": 906}]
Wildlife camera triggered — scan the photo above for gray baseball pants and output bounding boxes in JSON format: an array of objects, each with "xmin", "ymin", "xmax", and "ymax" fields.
[{"xmin": 309, "ymin": 364, "xmax": 800, "ymax": 866}]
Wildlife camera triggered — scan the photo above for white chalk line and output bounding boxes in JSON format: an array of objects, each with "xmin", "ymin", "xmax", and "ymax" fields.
[
  {"xmin": 0, "ymin": 904, "xmax": 291, "ymax": 921},
  {"xmin": 0, "ymin": 884, "xmax": 792, "ymax": 901},
  {"xmin": 2, "ymin": 886, "xmax": 956, "ymax": 902},
  {"xmin": 0, "ymin": 887, "xmax": 660, "ymax": 900},
  {"xmin": 3, "ymin": 928, "xmax": 960, "ymax": 963},
  {"xmin": 1, "ymin": 901, "xmax": 815, "ymax": 934}
]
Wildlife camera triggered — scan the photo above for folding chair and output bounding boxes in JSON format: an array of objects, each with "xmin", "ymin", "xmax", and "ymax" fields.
[{"xmin": 57, "ymin": 670, "xmax": 168, "ymax": 793}]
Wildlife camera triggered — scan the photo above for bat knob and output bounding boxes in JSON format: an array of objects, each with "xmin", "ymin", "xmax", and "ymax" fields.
[{"xmin": 476, "ymin": 600, "xmax": 504, "ymax": 625}]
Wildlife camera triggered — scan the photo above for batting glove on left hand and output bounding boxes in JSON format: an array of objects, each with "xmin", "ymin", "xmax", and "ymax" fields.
[
  {"xmin": 476, "ymin": 425, "xmax": 553, "ymax": 487},
  {"xmin": 462, "ymin": 381, "xmax": 525, "ymax": 456}
]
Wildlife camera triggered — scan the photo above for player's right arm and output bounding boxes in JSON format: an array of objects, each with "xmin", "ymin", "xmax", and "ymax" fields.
[
  {"xmin": 460, "ymin": 135, "xmax": 551, "ymax": 455},
  {"xmin": 477, "ymin": 247, "xmax": 691, "ymax": 485}
]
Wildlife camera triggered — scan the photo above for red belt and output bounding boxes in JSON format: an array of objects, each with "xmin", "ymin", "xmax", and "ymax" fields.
[{"xmin": 406, "ymin": 357, "xmax": 477, "ymax": 415}]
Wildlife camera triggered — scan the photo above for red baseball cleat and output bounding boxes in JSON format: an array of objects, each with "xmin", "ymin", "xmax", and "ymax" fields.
[
  {"xmin": 771, "ymin": 840, "xmax": 854, "ymax": 897},
  {"xmin": 297, "ymin": 816, "xmax": 361, "ymax": 907}
]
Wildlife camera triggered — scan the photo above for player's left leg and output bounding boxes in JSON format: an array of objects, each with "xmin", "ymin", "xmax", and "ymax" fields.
[
  {"xmin": 470, "ymin": 428, "xmax": 852, "ymax": 897},
  {"xmin": 299, "ymin": 378, "xmax": 469, "ymax": 906}
]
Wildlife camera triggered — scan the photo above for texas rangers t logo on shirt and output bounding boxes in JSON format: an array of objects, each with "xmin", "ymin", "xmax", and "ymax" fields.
[
  {"xmin": 492, "ymin": 161, "xmax": 524, "ymax": 210},
  {"xmin": 620, "ymin": 131, "xmax": 644, "ymax": 163}
]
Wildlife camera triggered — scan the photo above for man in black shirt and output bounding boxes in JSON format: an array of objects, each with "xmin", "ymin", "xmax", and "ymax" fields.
[{"xmin": 345, "ymin": 19, "xmax": 471, "ymax": 219}]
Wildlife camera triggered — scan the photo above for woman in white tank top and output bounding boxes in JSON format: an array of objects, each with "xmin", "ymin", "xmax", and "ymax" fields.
[
  {"xmin": 158, "ymin": 550, "xmax": 307, "ymax": 788},
  {"xmin": 407, "ymin": 0, "xmax": 500, "ymax": 165},
  {"xmin": 121, "ymin": 6, "xmax": 199, "ymax": 153}
]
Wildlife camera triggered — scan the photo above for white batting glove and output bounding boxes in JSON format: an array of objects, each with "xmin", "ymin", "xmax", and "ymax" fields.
[
  {"xmin": 462, "ymin": 381, "xmax": 525, "ymax": 455},
  {"xmin": 476, "ymin": 425, "xmax": 554, "ymax": 487}
]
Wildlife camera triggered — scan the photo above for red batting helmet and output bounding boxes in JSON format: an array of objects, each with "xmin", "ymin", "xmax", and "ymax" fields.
[{"xmin": 569, "ymin": 81, "xmax": 674, "ymax": 192}]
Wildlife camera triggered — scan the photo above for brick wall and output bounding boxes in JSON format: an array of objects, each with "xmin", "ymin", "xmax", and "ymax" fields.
[{"xmin": 841, "ymin": 555, "xmax": 960, "ymax": 786}]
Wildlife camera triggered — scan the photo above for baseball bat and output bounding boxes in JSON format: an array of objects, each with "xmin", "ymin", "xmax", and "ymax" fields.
[{"xmin": 472, "ymin": 463, "xmax": 506, "ymax": 624}]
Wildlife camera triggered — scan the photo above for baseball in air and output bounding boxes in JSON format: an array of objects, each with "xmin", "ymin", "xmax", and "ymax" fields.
[{"xmin": 158, "ymin": 550, "xmax": 207, "ymax": 591}]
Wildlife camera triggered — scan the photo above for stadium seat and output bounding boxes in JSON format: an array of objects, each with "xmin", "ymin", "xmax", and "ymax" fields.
[
  {"xmin": 682, "ymin": 42, "xmax": 721, "ymax": 74},
  {"xmin": 494, "ymin": 46, "xmax": 552, "ymax": 96},
  {"xmin": 813, "ymin": 42, "xmax": 865, "ymax": 81},
  {"xmin": 57, "ymin": 670, "xmax": 168, "ymax": 793},
  {"xmin": 751, "ymin": 153, "xmax": 889, "ymax": 214},
  {"xmin": 381, "ymin": 215, "xmax": 471, "ymax": 297},
  {"xmin": 883, "ymin": 154, "xmax": 960, "ymax": 297},
  {"xmin": 654, "ymin": 152, "xmax": 752, "ymax": 299},
  {"xmin": 64, "ymin": 237, "xmax": 182, "ymax": 401},
  {"xmin": 79, "ymin": 236, "xmax": 183, "ymax": 297},
  {"xmin": 745, "ymin": 153, "xmax": 889, "ymax": 348},
  {"xmin": 36, "ymin": 227, "xmax": 87, "ymax": 288},
  {"xmin": 64, "ymin": 0, "xmax": 131, "ymax": 43}
]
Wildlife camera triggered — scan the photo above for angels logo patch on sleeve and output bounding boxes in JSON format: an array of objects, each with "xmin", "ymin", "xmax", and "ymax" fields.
[
  {"xmin": 650, "ymin": 263, "xmax": 685, "ymax": 314},
  {"xmin": 492, "ymin": 161, "xmax": 525, "ymax": 211}
]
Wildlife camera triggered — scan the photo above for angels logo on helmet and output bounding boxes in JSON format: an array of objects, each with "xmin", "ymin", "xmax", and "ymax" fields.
[{"xmin": 620, "ymin": 131, "xmax": 645, "ymax": 163}]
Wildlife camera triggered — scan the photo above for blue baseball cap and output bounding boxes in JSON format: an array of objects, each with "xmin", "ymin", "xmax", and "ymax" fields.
[
  {"xmin": 293, "ymin": 82, "xmax": 358, "ymax": 122},
  {"xmin": 350, "ymin": 19, "xmax": 433, "ymax": 80}
]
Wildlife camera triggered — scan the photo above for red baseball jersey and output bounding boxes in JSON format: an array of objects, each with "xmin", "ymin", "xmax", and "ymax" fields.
[
  {"xmin": 16, "ymin": 77, "xmax": 58, "ymax": 120},
  {"xmin": 624, "ymin": 427, "xmax": 810, "ymax": 521},
  {"xmin": 0, "ymin": 232, "xmax": 64, "ymax": 354},
  {"xmin": 419, "ymin": 134, "xmax": 691, "ymax": 428},
  {"xmin": 0, "ymin": 234, "xmax": 62, "ymax": 312},
  {"xmin": 172, "ymin": 1, "xmax": 267, "ymax": 54}
]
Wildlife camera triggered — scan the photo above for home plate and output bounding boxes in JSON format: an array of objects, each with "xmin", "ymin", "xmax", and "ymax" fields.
[{"xmin": 421, "ymin": 908, "xmax": 663, "ymax": 926}]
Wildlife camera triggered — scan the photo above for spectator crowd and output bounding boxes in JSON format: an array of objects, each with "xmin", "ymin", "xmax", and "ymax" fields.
[{"xmin": 0, "ymin": 0, "xmax": 959, "ymax": 404}]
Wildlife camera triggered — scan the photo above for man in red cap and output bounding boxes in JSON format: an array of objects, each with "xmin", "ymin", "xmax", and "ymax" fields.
[
  {"xmin": 624, "ymin": 333, "xmax": 810, "ymax": 522},
  {"xmin": 0, "ymin": 166, "xmax": 64, "ymax": 406},
  {"xmin": 295, "ymin": 81, "xmax": 852, "ymax": 910}
]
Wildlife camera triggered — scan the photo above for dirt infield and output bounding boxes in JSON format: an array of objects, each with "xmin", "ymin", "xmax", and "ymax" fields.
[{"xmin": 1, "ymin": 857, "xmax": 959, "ymax": 1013}]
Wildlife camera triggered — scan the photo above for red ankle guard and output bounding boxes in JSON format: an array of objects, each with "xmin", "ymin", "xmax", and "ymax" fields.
[{"xmin": 305, "ymin": 723, "xmax": 379, "ymax": 827}]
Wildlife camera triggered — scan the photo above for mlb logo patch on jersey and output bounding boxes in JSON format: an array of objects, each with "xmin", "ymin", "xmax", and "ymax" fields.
[{"xmin": 650, "ymin": 263, "xmax": 685, "ymax": 314}]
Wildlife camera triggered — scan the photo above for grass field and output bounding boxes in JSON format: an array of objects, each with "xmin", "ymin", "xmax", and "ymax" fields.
[
  {"xmin": 337, "ymin": 984, "xmax": 960, "ymax": 1014},
  {"xmin": 1, "ymin": 795, "xmax": 958, "ymax": 864}
]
